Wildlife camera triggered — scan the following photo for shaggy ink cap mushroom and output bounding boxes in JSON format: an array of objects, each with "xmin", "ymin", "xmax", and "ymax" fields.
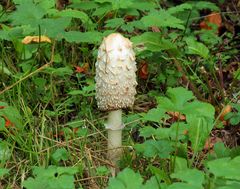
[{"xmin": 95, "ymin": 33, "xmax": 137, "ymax": 112}]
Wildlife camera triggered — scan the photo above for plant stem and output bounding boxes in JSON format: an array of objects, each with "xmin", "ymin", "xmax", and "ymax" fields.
[{"xmin": 106, "ymin": 109, "xmax": 123, "ymax": 176}]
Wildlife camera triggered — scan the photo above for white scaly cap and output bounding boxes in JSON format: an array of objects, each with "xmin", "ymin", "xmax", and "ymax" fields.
[{"xmin": 95, "ymin": 33, "xmax": 137, "ymax": 111}]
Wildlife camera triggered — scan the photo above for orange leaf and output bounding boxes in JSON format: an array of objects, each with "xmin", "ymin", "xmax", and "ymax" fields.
[
  {"xmin": 219, "ymin": 105, "xmax": 232, "ymax": 121},
  {"xmin": 75, "ymin": 63, "xmax": 89, "ymax": 74},
  {"xmin": 200, "ymin": 12, "xmax": 222, "ymax": 32},
  {"xmin": 2, "ymin": 115, "xmax": 14, "ymax": 128},
  {"xmin": 168, "ymin": 111, "xmax": 186, "ymax": 121},
  {"xmin": 139, "ymin": 62, "xmax": 148, "ymax": 79},
  {"xmin": 22, "ymin": 35, "xmax": 51, "ymax": 44}
]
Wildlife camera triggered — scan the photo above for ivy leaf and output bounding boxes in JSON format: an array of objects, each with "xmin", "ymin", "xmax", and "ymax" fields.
[
  {"xmin": 107, "ymin": 168, "xmax": 143, "ymax": 189},
  {"xmin": 185, "ymin": 37, "xmax": 209, "ymax": 59},
  {"xmin": 141, "ymin": 10, "xmax": 185, "ymax": 30}
]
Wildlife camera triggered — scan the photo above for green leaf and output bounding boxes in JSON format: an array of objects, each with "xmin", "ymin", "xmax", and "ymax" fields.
[
  {"xmin": 51, "ymin": 148, "xmax": 69, "ymax": 163},
  {"xmin": 142, "ymin": 176, "xmax": 160, "ymax": 189},
  {"xmin": 188, "ymin": 115, "xmax": 213, "ymax": 152},
  {"xmin": 139, "ymin": 126, "xmax": 156, "ymax": 138},
  {"xmin": 193, "ymin": 1, "xmax": 219, "ymax": 11},
  {"xmin": 169, "ymin": 122, "xmax": 189, "ymax": 141},
  {"xmin": 10, "ymin": 1, "xmax": 46, "ymax": 25},
  {"xmin": 183, "ymin": 101, "xmax": 215, "ymax": 119},
  {"xmin": 0, "ymin": 102, "xmax": 22, "ymax": 129},
  {"xmin": 142, "ymin": 107, "xmax": 167, "ymax": 123},
  {"xmin": 23, "ymin": 166, "xmax": 78, "ymax": 189},
  {"xmin": 54, "ymin": 9, "xmax": 92, "ymax": 24},
  {"xmin": 185, "ymin": 37, "xmax": 209, "ymax": 59},
  {"xmin": 70, "ymin": 1, "xmax": 98, "ymax": 10},
  {"xmin": 63, "ymin": 31, "xmax": 103, "ymax": 43},
  {"xmin": 0, "ymin": 141, "xmax": 11, "ymax": 161},
  {"xmin": 107, "ymin": 168, "xmax": 143, "ymax": 189},
  {"xmin": 45, "ymin": 67, "xmax": 73, "ymax": 76},
  {"xmin": 157, "ymin": 87, "xmax": 195, "ymax": 112},
  {"xmin": 129, "ymin": 1, "xmax": 157, "ymax": 11},
  {"xmin": 170, "ymin": 168, "xmax": 204, "ymax": 188},
  {"xmin": 105, "ymin": 18, "xmax": 125, "ymax": 29},
  {"xmin": 168, "ymin": 3, "xmax": 192, "ymax": 14},
  {"xmin": 0, "ymin": 168, "xmax": 9, "ymax": 177},
  {"xmin": 131, "ymin": 32, "xmax": 176, "ymax": 52},
  {"xmin": 135, "ymin": 140, "xmax": 173, "ymax": 158},
  {"xmin": 141, "ymin": 10, "xmax": 185, "ymax": 30},
  {"xmin": 174, "ymin": 156, "xmax": 188, "ymax": 172},
  {"xmin": 207, "ymin": 156, "xmax": 240, "ymax": 180},
  {"xmin": 68, "ymin": 85, "xmax": 95, "ymax": 97}
]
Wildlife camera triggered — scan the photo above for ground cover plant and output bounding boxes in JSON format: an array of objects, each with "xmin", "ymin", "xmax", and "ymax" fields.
[{"xmin": 0, "ymin": 0, "xmax": 240, "ymax": 188}]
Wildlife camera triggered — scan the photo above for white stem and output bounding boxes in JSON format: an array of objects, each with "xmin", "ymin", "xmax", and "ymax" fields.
[{"xmin": 106, "ymin": 109, "xmax": 123, "ymax": 175}]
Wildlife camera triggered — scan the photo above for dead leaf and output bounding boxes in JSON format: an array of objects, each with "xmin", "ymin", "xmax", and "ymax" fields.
[
  {"xmin": 200, "ymin": 12, "xmax": 222, "ymax": 33},
  {"xmin": 22, "ymin": 35, "xmax": 51, "ymax": 44},
  {"xmin": 139, "ymin": 62, "xmax": 148, "ymax": 79},
  {"xmin": 219, "ymin": 105, "xmax": 232, "ymax": 121},
  {"xmin": 75, "ymin": 63, "xmax": 89, "ymax": 73},
  {"xmin": 204, "ymin": 136, "xmax": 222, "ymax": 150},
  {"xmin": 167, "ymin": 111, "xmax": 186, "ymax": 121}
]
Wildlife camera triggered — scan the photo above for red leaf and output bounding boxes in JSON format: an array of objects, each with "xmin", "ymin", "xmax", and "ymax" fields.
[
  {"xmin": 200, "ymin": 12, "xmax": 222, "ymax": 32},
  {"xmin": 75, "ymin": 63, "xmax": 89, "ymax": 73},
  {"xmin": 139, "ymin": 62, "xmax": 148, "ymax": 79}
]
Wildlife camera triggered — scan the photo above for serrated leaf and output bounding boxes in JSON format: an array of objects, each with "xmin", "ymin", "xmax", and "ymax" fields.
[
  {"xmin": 10, "ymin": 1, "xmax": 46, "ymax": 25},
  {"xmin": 194, "ymin": 1, "xmax": 219, "ymax": 11},
  {"xmin": 105, "ymin": 18, "xmax": 125, "ymax": 28},
  {"xmin": 185, "ymin": 37, "xmax": 209, "ymax": 58},
  {"xmin": 131, "ymin": 32, "xmax": 176, "ymax": 52},
  {"xmin": 157, "ymin": 87, "xmax": 195, "ymax": 112},
  {"xmin": 171, "ymin": 168, "xmax": 204, "ymax": 188},
  {"xmin": 107, "ymin": 168, "xmax": 143, "ymax": 189},
  {"xmin": 63, "ymin": 31, "xmax": 103, "ymax": 43},
  {"xmin": 54, "ymin": 9, "xmax": 92, "ymax": 24},
  {"xmin": 51, "ymin": 148, "xmax": 69, "ymax": 163},
  {"xmin": 207, "ymin": 156, "xmax": 240, "ymax": 180},
  {"xmin": 168, "ymin": 3, "xmax": 192, "ymax": 14},
  {"xmin": 141, "ymin": 10, "xmax": 185, "ymax": 30},
  {"xmin": 142, "ymin": 107, "xmax": 167, "ymax": 122},
  {"xmin": 129, "ymin": 1, "xmax": 157, "ymax": 11},
  {"xmin": 135, "ymin": 140, "xmax": 173, "ymax": 158}
]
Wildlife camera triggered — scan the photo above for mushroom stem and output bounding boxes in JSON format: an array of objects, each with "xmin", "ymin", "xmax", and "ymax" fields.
[{"xmin": 106, "ymin": 109, "xmax": 123, "ymax": 175}]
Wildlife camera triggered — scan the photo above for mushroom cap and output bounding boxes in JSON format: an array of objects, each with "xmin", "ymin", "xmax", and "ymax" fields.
[{"xmin": 95, "ymin": 33, "xmax": 137, "ymax": 111}]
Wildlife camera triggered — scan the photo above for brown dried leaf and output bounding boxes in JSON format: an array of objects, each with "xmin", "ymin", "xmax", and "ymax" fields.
[{"xmin": 22, "ymin": 35, "xmax": 51, "ymax": 44}]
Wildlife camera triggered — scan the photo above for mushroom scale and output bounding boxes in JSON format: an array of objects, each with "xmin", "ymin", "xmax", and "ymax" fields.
[{"xmin": 95, "ymin": 33, "xmax": 137, "ymax": 111}]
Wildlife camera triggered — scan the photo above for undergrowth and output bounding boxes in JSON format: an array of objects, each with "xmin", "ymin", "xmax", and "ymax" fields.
[{"xmin": 0, "ymin": 0, "xmax": 240, "ymax": 188}]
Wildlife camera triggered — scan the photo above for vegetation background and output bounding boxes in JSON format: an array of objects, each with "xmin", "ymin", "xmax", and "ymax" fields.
[{"xmin": 0, "ymin": 0, "xmax": 239, "ymax": 188}]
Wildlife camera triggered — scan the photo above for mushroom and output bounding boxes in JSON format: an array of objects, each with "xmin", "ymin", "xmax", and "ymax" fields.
[{"xmin": 95, "ymin": 33, "xmax": 137, "ymax": 175}]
